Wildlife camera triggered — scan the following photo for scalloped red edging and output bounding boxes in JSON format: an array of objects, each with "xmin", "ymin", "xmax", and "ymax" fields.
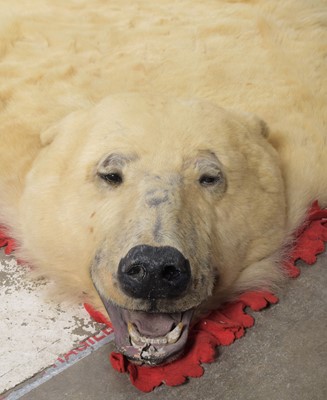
[{"xmin": 1, "ymin": 202, "xmax": 326, "ymax": 392}]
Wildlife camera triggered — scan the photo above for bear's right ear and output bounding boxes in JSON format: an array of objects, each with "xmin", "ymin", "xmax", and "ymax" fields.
[{"xmin": 235, "ymin": 111, "xmax": 270, "ymax": 139}]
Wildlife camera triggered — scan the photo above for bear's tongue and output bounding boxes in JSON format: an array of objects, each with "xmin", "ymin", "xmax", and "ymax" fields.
[{"xmin": 127, "ymin": 310, "xmax": 179, "ymax": 337}]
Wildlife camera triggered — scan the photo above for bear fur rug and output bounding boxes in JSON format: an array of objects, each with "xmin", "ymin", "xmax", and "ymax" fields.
[{"xmin": 0, "ymin": 0, "xmax": 326, "ymax": 390}]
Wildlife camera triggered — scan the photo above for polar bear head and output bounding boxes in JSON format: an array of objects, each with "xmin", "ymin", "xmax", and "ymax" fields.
[{"xmin": 22, "ymin": 94, "xmax": 286, "ymax": 365}]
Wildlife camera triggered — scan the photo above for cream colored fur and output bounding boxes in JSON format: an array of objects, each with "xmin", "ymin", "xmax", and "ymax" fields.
[{"xmin": 0, "ymin": 0, "xmax": 326, "ymax": 314}]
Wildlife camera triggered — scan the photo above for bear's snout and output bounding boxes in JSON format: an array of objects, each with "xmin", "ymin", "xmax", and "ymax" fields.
[{"xmin": 117, "ymin": 245, "xmax": 191, "ymax": 300}]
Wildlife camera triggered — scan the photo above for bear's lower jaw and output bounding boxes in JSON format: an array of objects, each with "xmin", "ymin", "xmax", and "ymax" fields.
[{"xmin": 100, "ymin": 299, "xmax": 194, "ymax": 365}]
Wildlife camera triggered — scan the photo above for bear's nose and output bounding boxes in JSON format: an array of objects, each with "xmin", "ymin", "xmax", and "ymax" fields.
[{"xmin": 117, "ymin": 245, "xmax": 191, "ymax": 300}]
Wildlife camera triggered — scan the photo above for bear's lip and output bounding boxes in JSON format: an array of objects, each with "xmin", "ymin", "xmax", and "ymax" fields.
[{"xmin": 100, "ymin": 299, "xmax": 194, "ymax": 366}]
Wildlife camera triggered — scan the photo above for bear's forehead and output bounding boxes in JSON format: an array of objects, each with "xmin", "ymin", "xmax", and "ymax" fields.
[
  {"xmin": 77, "ymin": 93, "xmax": 264, "ymax": 178},
  {"xmin": 88, "ymin": 95, "xmax": 233, "ymax": 160},
  {"xmin": 92, "ymin": 94, "xmax": 228, "ymax": 138}
]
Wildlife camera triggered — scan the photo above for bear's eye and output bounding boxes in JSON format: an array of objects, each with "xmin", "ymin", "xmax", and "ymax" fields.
[
  {"xmin": 199, "ymin": 174, "xmax": 221, "ymax": 186},
  {"xmin": 98, "ymin": 172, "xmax": 123, "ymax": 186}
]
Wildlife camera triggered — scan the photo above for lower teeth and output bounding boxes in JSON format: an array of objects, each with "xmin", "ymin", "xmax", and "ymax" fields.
[{"xmin": 128, "ymin": 321, "xmax": 183, "ymax": 347}]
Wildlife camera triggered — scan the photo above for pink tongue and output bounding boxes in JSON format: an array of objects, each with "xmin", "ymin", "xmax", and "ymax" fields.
[{"xmin": 126, "ymin": 311, "xmax": 181, "ymax": 337}]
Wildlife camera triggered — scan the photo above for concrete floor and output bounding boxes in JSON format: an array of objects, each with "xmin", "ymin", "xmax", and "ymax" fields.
[{"xmin": 3, "ymin": 252, "xmax": 327, "ymax": 400}]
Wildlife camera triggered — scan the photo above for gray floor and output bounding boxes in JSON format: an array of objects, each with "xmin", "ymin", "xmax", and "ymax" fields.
[{"xmin": 4, "ymin": 252, "xmax": 327, "ymax": 400}]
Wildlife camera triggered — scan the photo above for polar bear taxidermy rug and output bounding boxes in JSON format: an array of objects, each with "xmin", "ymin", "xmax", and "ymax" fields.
[{"xmin": 0, "ymin": 0, "xmax": 326, "ymax": 393}]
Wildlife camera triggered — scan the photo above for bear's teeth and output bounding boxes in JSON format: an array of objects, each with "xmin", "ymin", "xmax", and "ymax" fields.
[
  {"xmin": 166, "ymin": 322, "xmax": 183, "ymax": 344},
  {"xmin": 127, "ymin": 322, "xmax": 183, "ymax": 346}
]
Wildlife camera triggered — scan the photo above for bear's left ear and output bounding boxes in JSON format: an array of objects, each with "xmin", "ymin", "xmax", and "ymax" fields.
[
  {"xmin": 40, "ymin": 122, "xmax": 60, "ymax": 146},
  {"xmin": 234, "ymin": 111, "xmax": 269, "ymax": 139},
  {"xmin": 40, "ymin": 109, "xmax": 85, "ymax": 146}
]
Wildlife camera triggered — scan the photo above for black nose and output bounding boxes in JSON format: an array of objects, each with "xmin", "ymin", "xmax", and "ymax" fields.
[{"xmin": 117, "ymin": 245, "xmax": 191, "ymax": 300}]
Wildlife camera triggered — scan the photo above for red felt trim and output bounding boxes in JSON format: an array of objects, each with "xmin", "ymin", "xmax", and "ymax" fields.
[
  {"xmin": 1, "ymin": 203, "xmax": 326, "ymax": 392},
  {"xmin": 83, "ymin": 302, "xmax": 112, "ymax": 327},
  {"xmin": 0, "ymin": 226, "xmax": 17, "ymax": 255},
  {"xmin": 285, "ymin": 201, "xmax": 327, "ymax": 277}
]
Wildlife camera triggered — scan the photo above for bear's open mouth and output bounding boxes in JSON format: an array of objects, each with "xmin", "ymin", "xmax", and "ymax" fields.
[{"xmin": 101, "ymin": 300, "xmax": 194, "ymax": 365}]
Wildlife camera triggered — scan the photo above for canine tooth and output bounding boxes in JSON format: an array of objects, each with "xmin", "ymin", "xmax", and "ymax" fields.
[
  {"xmin": 128, "ymin": 322, "xmax": 142, "ymax": 344},
  {"xmin": 131, "ymin": 337, "xmax": 142, "ymax": 349},
  {"xmin": 166, "ymin": 322, "xmax": 183, "ymax": 344}
]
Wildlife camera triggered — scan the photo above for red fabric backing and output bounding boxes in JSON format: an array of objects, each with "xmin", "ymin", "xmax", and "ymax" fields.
[
  {"xmin": 0, "ymin": 227, "xmax": 17, "ymax": 255},
  {"xmin": 1, "ymin": 202, "xmax": 326, "ymax": 392}
]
